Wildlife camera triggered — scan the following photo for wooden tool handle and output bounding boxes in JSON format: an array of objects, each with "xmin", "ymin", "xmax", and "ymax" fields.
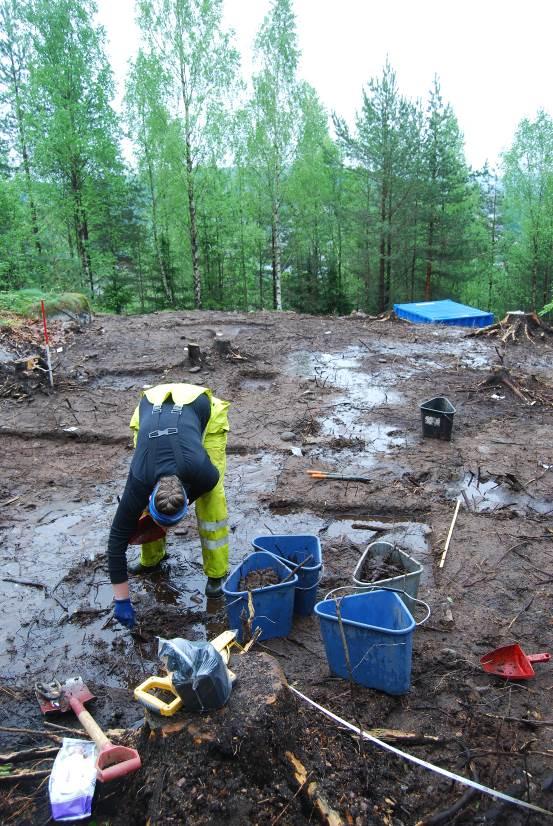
[{"xmin": 70, "ymin": 697, "xmax": 109, "ymax": 748}]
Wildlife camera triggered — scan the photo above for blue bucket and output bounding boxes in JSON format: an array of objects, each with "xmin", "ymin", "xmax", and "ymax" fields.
[
  {"xmin": 315, "ymin": 590, "xmax": 416, "ymax": 695},
  {"xmin": 252, "ymin": 535, "xmax": 322, "ymax": 616},
  {"xmin": 223, "ymin": 550, "xmax": 298, "ymax": 642}
]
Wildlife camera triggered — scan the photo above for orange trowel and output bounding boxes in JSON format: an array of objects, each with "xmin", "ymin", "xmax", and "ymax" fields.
[{"xmin": 480, "ymin": 644, "xmax": 551, "ymax": 680}]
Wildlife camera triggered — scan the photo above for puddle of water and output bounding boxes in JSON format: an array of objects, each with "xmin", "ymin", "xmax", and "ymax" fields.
[
  {"xmin": 0, "ymin": 453, "xmax": 325, "ymax": 681},
  {"xmin": 226, "ymin": 452, "xmax": 281, "ymax": 497},
  {"xmin": 365, "ymin": 423, "xmax": 405, "ymax": 450},
  {"xmin": 449, "ymin": 472, "xmax": 553, "ymax": 515},
  {"xmin": 320, "ymin": 403, "xmax": 405, "ymax": 440},
  {"xmin": 287, "ymin": 349, "xmax": 404, "ymax": 441},
  {"xmin": 378, "ymin": 522, "xmax": 431, "ymax": 557},
  {"xmin": 461, "ymin": 352, "xmax": 489, "ymax": 369},
  {"xmin": 207, "ymin": 325, "xmax": 243, "ymax": 339},
  {"xmin": 368, "ymin": 335, "xmax": 490, "ymax": 371},
  {"xmin": 288, "ymin": 349, "xmax": 403, "ymax": 407},
  {"xmin": 308, "ymin": 445, "xmax": 379, "ymax": 472},
  {"xmin": 323, "ymin": 517, "xmax": 430, "ymax": 556},
  {"xmin": 322, "ymin": 519, "xmax": 378, "ymax": 545},
  {"xmin": 241, "ymin": 378, "xmax": 273, "ymax": 391}
]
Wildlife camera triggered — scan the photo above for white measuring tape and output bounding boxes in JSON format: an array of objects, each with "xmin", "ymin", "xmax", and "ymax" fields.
[{"xmin": 290, "ymin": 686, "xmax": 553, "ymax": 818}]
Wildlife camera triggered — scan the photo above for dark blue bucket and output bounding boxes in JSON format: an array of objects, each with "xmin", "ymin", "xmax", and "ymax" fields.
[
  {"xmin": 315, "ymin": 590, "xmax": 416, "ymax": 695},
  {"xmin": 223, "ymin": 550, "xmax": 298, "ymax": 642},
  {"xmin": 251, "ymin": 535, "xmax": 322, "ymax": 616}
]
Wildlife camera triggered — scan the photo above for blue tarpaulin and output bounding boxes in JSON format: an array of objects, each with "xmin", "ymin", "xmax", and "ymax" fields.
[{"xmin": 393, "ymin": 300, "xmax": 494, "ymax": 328}]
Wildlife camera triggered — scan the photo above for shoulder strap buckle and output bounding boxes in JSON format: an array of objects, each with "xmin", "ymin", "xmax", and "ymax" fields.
[{"xmin": 149, "ymin": 427, "xmax": 178, "ymax": 439}]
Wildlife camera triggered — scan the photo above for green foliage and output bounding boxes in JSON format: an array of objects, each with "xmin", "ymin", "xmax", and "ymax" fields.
[
  {"xmin": 501, "ymin": 111, "xmax": 553, "ymax": 311},
  {"xmin": 135, "ymin": 0, "xmax": 240, "ymax": 309},
  {"xmin": 0, "ymin": 1, "xmax": 549, "ymax": 319}
]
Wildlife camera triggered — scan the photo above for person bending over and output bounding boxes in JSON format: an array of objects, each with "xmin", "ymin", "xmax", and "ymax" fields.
[{"xmin": 108, "ymin": 383, "xmax": 230, "ymax": 628}]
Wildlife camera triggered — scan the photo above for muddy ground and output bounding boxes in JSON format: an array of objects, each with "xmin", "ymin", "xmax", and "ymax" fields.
[{"xmin": 1, "ymin": 309, "xmax": 553, "ymax": 825}]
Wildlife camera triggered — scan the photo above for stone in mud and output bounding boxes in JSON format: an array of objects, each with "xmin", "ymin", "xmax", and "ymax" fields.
[{"xmin": 280, "ymin": 430, "xmax": 296, "ymax": 441}]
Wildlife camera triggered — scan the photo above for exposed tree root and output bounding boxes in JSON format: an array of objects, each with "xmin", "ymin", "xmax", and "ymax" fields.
[
  {"xmin": 478, "ymin": 367, "xmax": 534, "ymax": 403},
  {"xmin": 477, "ymin": 365, "xmax": 553, "ymax": 405},
  {"xmin": 285, "ymin": 751, "xmax": 344, "ymax": 826}
]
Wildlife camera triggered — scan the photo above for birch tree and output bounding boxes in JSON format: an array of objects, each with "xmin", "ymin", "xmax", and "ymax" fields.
[
  {"xmin": 125, "ymin": 51, "xmax": 175, "ymax": 304},
  {"xmin": 137, "ymin": 0, "xmax": 238, "ymax": 309},
  {"xmin": 249, "ymin": 0, "xmax": 301, "ymax": 310}
]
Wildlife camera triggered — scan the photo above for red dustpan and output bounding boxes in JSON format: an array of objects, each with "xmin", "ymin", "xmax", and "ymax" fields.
[{"xmin": 480, "ymin": 643, "xmax": 551, "ymax": 679}]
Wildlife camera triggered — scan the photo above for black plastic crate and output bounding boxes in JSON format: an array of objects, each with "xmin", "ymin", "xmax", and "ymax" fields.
[{"xmin": 420, "ymin": 396, "xmax": 456, "ymax": 440}]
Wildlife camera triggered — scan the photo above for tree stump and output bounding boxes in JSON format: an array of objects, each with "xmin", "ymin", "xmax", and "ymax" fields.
[
  {"xmin": 187, "ymin": 342, "xmax": 202, "ymax": 365},
  {"xmin": 468, "ymin": 311, "xmax": 553, "ymax": 343},
  {"xmin": 109, "ymin": 653, "xmax": 348, "ymax": 824},
  {"xmin": 142, "ymin": 651, "xmax": 295, "ymax": 785}
]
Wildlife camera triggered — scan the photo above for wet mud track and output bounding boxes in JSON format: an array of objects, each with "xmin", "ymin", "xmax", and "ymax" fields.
[{"xmin": 1, "ymin": 310, "xmax": 553, "ymax": 824}]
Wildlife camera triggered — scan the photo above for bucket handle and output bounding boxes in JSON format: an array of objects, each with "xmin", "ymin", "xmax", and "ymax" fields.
[{"xmin": 324, "ymin": 584, "xmax": 431, "ymax": 627}]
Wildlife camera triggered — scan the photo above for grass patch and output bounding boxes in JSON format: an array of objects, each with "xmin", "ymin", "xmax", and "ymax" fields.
[{"xmin": 0, "ymin": 289, "xmax": 91, "ymax": 324}]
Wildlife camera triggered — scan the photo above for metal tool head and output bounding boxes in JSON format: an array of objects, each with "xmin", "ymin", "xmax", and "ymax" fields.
[{"xmin": 35, "ymin": 675, "xmax": 95, "ymax": 714}]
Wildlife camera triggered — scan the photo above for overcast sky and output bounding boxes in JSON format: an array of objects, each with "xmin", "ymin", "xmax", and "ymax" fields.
[{"xmin": 96, "ymin": 0, "xmax": 553, "ymax": 170}]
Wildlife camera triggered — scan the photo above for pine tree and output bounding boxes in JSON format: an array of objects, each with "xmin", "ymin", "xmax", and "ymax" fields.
[
  {"xmin": 502, "ymin": 111, "xmax": 553, "ymax": 310},
  {"xmin": 420, "ymin": 77, "xmax": 472, "ymax": 300}
]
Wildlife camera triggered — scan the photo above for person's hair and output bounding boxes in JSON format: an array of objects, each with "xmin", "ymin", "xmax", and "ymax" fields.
[{"xmin": 154, "ymin": 475, "xmax": 185, "ymax": 515}]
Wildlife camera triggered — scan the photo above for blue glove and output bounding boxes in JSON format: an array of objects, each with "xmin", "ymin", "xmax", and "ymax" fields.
[{"xmin": 114, "ymin": 598, "xmax": 135, "ymax": 629}]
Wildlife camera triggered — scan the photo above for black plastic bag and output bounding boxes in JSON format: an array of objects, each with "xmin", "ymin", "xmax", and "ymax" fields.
[{"xmin": 157, "ymin": 637, "xmax": 232, "ymax": 712}]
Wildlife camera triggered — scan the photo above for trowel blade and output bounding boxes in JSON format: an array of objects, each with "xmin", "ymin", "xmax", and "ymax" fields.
[{"xmin": 36, "ymin": 675, "xmax": 95, "ymax": 714}]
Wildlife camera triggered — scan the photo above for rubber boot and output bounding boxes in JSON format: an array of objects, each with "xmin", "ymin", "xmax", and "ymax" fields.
[
  {"xmin": 205, "ymin": 576, "xmax": 225, "ymax": 598},
  {"xmin": 128, "ymin": 558, "xmax": 165, "ymax": 575},
  {"xmin": 129, "ymin": 538, "xmax": 166, "ymax": 575}
]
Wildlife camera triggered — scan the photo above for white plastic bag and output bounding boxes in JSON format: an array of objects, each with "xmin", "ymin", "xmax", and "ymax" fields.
[{"xmin": 49, "ymin": 738, "xmax": 97, "ymax": 822}]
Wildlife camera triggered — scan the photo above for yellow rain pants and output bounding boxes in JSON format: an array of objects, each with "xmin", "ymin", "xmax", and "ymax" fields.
[{"xmin": 129, "ymin": 384, "xmax": 230, "ymax": 577}]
